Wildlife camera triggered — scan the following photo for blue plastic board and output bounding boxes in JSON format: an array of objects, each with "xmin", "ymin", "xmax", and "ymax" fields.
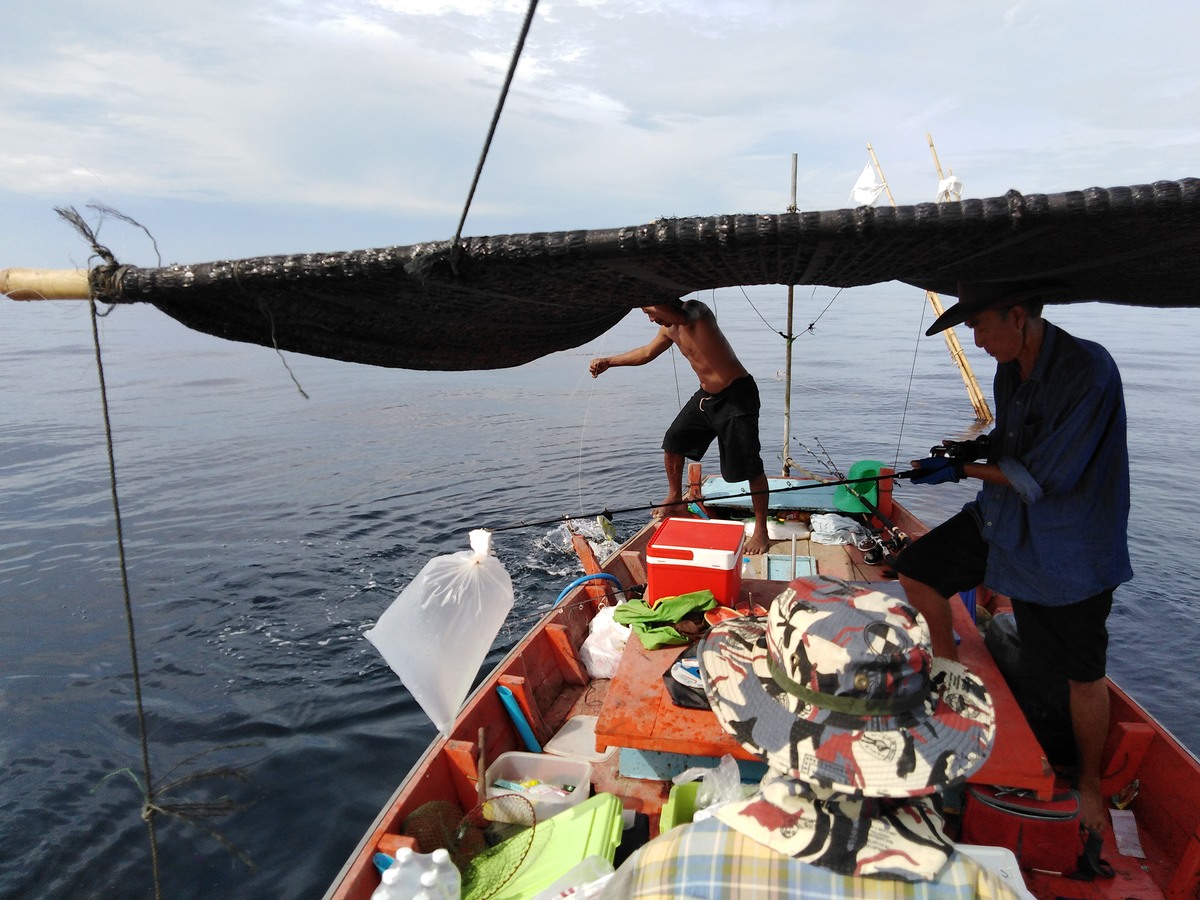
[
  {"xmin": 702, "ymin": 477, "xmax": 838, "ymax": 511},
  {"xmin": 618, "ymin": 747, "xmax": 768, "ymax": 783},
  {"xmin": 765, "ymin": 554, "xmax": 818, "ymax": 580}
]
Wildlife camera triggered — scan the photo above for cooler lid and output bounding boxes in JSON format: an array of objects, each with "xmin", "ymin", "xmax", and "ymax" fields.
[{"xmin": 648, "ymin": 517, "xmax": 746, "ymax": 555}]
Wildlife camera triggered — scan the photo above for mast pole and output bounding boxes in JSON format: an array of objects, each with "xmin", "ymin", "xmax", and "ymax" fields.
[
  {"xmin": 866, "ymin": 144, "xmax": 897, "ymax": 207},
  {"xmin": 782, "ymin": 154, "xmax": 798, "ymax": 477}
]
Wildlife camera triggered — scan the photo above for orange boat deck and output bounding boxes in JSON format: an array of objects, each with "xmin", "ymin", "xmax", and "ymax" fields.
[
  {"xmin": 324, "ymin": 506, "xmax": 1200, "ymax": 900},
  {"xmin": 594, "ymin": 576, "xmax": 1055, "ymax": 797}
]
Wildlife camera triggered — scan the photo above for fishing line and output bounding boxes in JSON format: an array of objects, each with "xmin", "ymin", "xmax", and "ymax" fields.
[
  {"xmin": 891, "ymin": 294, "xmax": 934, "ymax": 472},
  {"xmin": 575, "ymin": 333, "xmax": 606, "ymax": 514}
]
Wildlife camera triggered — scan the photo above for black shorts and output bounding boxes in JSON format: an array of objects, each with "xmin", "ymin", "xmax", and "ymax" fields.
[
  {"xmin": 1012, "ymin": 592, "xmax": 1112, "ymax": 683},
  {"xmin": 662, "ymin": 375, "xmax": 764, "ymax": 483},
  {"xmin": 892, "ymin": 510, "xmax": 988, "ymax": 599},
  {"xmin": 893, "ymin": 509, "xmax": 1112, "ymax": 682}
]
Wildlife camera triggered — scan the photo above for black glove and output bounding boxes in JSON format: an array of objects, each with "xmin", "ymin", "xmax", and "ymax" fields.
[{"xmin": 910, "ymin": 456, "xmax": 962, "ymax": 485}]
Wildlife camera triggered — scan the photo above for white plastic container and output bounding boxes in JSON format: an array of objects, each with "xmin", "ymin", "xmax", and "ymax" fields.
[{"xmin": 485, "ymin": 751, "xmax": 592, "ymax": 820}]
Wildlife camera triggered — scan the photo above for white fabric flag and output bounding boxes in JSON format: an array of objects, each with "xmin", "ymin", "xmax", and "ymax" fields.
[
  {"xmin": 850, "ymin": 163, "xmax": 885, "ymax": 207},
  {"xmin": 936, "ymin": 175, "xmax": 964, "ymax": 203}
]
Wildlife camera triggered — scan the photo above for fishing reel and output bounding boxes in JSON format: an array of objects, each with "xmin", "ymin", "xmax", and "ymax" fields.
[
  {"xmin": 856, "ymin": 529, "xmax": 909, "ymax": 567},
  {"xmin": 929, "ymin": 434, "xmax": 991, "ymax": 461}
]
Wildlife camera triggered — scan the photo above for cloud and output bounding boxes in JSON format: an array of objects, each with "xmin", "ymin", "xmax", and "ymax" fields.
[{"xmin": 1, "ymin": 0, "xmax": 1197, "ymax": 267}]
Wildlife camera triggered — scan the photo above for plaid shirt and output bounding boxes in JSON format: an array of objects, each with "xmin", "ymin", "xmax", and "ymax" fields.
[{"xmin": 600, "ymin": 818, "xmax": 1023, "ymax": 900}]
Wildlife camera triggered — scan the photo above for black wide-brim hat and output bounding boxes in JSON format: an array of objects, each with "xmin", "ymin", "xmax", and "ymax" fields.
[{"xmin": 926, "ymin": 280, "xmax": 1066, "ymax": 336}]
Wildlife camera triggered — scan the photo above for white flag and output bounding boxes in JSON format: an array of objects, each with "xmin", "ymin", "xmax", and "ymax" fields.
[
  {"xmin": 850, "ymin": 163, "xmax": 885, "ymax": 207},
  {"xmin": 936, "ymin": 175, "xmax": 964, "ymax": 203}
]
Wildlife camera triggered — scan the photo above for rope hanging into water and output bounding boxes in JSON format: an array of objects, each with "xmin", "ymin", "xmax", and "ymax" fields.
[
  {"xmin": 89, "ymin": 299, "xmax": 163, "ymax": 900},
  {"xmin": 450, "ymin": 0, "xmax": 541, "ymax": 252}
]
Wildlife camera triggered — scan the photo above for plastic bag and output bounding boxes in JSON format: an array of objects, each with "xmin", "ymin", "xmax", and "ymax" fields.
[
  {"xmin": 808, "ymin": 513, "xmax": 870, "ymax": 546},
  {"xmin": 578, "ymin": 603, "xmax": 630, "ymax": 679},
  {"xmin": 672, "ymin": 754, "xmax": 746, "ymax": 815},
  {"xmin": 365, "ymin": 530, "xmax": 514, "ymax": 736}
]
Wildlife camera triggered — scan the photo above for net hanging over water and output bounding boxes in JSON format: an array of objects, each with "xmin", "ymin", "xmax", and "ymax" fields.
[{"xmin": 10, "ymin": 178, "xmax": 1200, "ymax": 371}]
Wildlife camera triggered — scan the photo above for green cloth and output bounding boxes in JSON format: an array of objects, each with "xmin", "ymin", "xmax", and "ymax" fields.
[{"xmin": 613, "ymin": 590, "xmax": 717, "ymax": 649}]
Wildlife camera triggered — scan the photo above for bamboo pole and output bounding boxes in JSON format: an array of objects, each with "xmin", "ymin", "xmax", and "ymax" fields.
[
  {"xmin": 925, "ymin": 288, "xmax": 993, "ymax": 422},
  {"xmin": 865, "ymin": 144, "xmax": 896, "ymax": 208},
  {"xmin": 925, "ymin": 134, "xmax": 992, "ymax": 423},
  {"xmin": 0, "ymin": 268, "xmax": 91, "ymax": 300}
]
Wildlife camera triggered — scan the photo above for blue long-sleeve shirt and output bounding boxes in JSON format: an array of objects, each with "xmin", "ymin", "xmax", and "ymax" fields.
[{"xmin": 966, "ymin": 321, "xmax": 1132, "ymax": 606}]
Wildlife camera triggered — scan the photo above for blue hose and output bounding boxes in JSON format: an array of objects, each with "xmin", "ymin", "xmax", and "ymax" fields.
[{"xmin": 555, "ymin": 572, "xmax": 623, "ymax": 605}]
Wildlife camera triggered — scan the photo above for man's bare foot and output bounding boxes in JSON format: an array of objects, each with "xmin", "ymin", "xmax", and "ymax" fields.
[
  {"xmin": 1079, "ymin": 784, "xmax": 1109, "ymax": 835},
  {"xmin": 744, "ymin": 529, "xmax": 771, "ymax": 555},
  {"xmin": 653, "ymin": 496, "xmax": 688, "ymax": 521}
]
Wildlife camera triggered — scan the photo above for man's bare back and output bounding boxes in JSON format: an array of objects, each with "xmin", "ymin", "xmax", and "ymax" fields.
[
  {"xmin": 643, "ymin": 301, "xmax": 749, "ymax": 394},
  {"xmin": 587, "ymin": 299, "xmax": 772, "ymax": 555}
]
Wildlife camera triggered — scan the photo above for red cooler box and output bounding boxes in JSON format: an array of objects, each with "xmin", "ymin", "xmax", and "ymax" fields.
[{"xmin": 646, "ymin": 518, "xmax": 745, "ymax": 607}]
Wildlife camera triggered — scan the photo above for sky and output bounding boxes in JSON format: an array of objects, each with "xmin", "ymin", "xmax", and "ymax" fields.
[{"xmin": 2, "ymin": 0, "xmax": 1197, "ymax": 273}]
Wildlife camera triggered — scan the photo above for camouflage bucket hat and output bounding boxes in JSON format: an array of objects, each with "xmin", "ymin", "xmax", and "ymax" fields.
[{"xmin": 698, "ymin": 576, "xmax": 995, "ymax": 799}]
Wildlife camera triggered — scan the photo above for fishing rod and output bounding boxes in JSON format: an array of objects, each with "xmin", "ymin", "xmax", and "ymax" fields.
[{"xmin": 487, "ymin": 469, "xmax": 919, "ymax": 534}]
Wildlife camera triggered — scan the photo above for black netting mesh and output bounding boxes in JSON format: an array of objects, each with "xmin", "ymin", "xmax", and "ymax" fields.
[{"xmin": 79, "ymin": 178, "xmax": 1198, "ymax": 371}]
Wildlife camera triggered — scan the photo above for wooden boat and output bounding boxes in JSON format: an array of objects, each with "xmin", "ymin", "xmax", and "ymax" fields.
[{"xmin": 322, "ymin": 465, "xmax": 1200, "ymax": 900}]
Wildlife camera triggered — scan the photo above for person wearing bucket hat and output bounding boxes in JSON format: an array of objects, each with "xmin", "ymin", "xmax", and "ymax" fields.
[
  {"xmin": 894, "ymin": 281, "xmax": 1131, "ymax": 837},
  {"xmin": 600, "ymin": 577, "xmax": 1016, "ymax": 898}
]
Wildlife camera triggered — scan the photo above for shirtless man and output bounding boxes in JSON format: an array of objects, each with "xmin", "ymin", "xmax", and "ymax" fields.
[{"xmin": 589, "ymin": 299, "xmax": 771, "ymax": 555}]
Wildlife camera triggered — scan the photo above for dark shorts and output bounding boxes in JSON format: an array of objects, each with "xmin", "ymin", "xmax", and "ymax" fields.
[
  {"xmin": 892, "ymin": 510, "xmax": 988, "ymax": 599},
  {"xmin": 893, "ymin": 510, "xmax": 1112, "ymax": 682},
  {"xmin": 662, "ymin": 375, "xmax": 764, "ymax": 483},
  {"xmin": 1012, "ymin": 593, "xmax": 1112, "ymax": 683}
]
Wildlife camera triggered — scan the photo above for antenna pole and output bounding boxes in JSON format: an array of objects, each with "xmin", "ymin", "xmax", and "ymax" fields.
[{"xmin": 782, "ymin": 153, "xmax": 798, "ymax": 477}]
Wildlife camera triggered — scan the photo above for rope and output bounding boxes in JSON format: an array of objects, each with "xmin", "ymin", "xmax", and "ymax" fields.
[
  {"xmin": 739, "ymin": 284, "xmax": 843, "ymax": 343},
  {"xmin": 89, "ymin": 299, "xmax": 163, "ymax": 900},
  {"xmin": 450, "ymin": 0, "xmax": 540, "ymax": 254}
]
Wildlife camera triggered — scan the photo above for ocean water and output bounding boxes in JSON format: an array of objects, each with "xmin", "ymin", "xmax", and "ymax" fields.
[{"xmin": 2, "ymin": 287, "xmax": 1198, "ymax": 898}]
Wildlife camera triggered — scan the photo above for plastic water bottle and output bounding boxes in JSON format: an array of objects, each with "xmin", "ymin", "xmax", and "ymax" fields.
[
  {"xmin": 370, "ymin": 866, "xmax": 400, "ymax": 900},
  {"xmin": 420, "ymin": 873, "xmax": 444, "ymax": 900},
  {"xmin": 372, "ymin": 847, "xmax": 424, "ymax": 899},
  {"xmin": 431, "ymin": 848, "xmax": 461, "ymax": 900}
]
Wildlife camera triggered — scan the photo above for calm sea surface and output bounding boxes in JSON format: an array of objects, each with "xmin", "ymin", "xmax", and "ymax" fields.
[{"xmin": 3, "ymin": 287, "xmax": 1199, "ymax": 898}]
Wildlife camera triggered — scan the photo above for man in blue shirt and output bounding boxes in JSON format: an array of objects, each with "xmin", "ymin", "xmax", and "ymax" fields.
[{"xmin": 894, "ymin": 282, "xmax": 1131, "ymax": 837}]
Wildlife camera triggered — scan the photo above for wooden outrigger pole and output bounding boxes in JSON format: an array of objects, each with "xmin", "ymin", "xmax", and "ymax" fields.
[
  {"xmin": 0, "ymin": 268, "xmax": 90, "ymax": 300},
  {"xmin": 865, "ymin": 143, "xmax": 992, "ymax": 424}
]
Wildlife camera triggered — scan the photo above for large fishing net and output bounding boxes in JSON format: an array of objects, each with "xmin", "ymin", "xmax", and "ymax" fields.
[
  {"xmin": 46, "ymin": 178, "xmax": 1200, "ymax": 371},
  {"xmin": 403, "ymin": 793, "xmax": 541, "ymax": 900}
]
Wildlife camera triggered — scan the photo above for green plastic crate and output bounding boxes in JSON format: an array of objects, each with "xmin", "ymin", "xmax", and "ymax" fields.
[
  {"xmin": 659, "ymin": 781, "xmax": 699, "ymax": 831},
  {"xmin": 483, "ymin": 792, "xmax": 623, "ymax": 900}
]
